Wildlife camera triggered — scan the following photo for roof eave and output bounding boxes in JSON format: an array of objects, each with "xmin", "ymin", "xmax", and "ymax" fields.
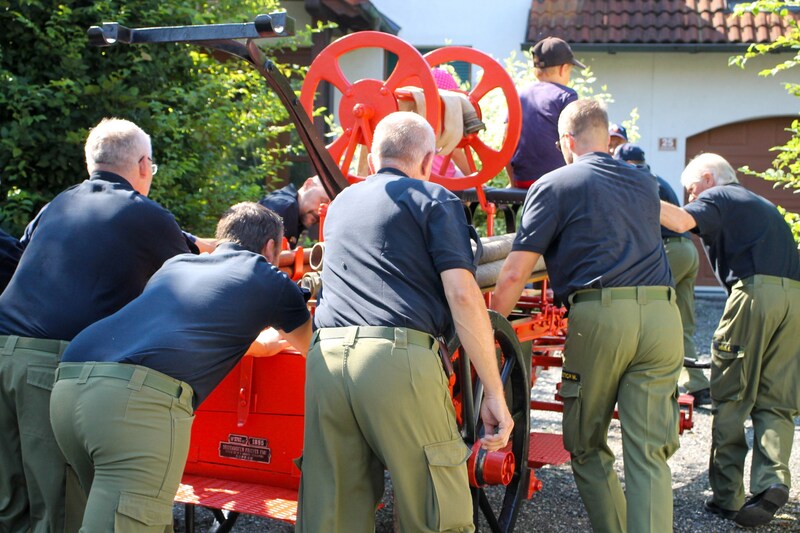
[{"xmin": 521, "ymin": 42, "xmax": 784, "ymax": 54}]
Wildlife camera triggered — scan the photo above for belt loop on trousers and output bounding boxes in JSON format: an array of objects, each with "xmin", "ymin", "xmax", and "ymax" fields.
[
  {"xmin": 669, "ymin": 287, "xmax": 676, "ymax": 303},
  {"xmin": 127, "ymin": 367, "xmax": 147, "ymax": 391},
  {"xmin": 395, "ymin": 327, "xmax": 408, "ymax": 349},
  {"xmin": 601, "ymin": 288, "xmax": 611, "ymax": 307},
  {"xmin": 78, "ymin": 363, "xmax": 93, "ymax": 384},
  {"xmin": 178, "ymin": 382, "xmax": 193, "ymax": 408},
  {"xmin": 2, "ymin": 335, "xmax": 18, "ymax": 356},
  {"xmin": 637, "ymin": 286, "xmax": 647, "ymax": 305},
  {"xmin": 342, "ymin": 327, "xmax": 357, "ymax": 347}
]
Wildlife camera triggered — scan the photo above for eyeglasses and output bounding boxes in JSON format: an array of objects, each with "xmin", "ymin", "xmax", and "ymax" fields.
[
  {"xmin": 138, "ymin": 155, "xmax": 158, "ymax": 176},
  {"xmin": 555, "ymin": 132, "xmax": 574, "ymax": 151}
]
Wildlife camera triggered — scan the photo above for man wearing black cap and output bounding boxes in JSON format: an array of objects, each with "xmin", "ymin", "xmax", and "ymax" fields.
[
  {"xmin": 508, "ymin": 36, "xmax": 586, "ymax": 189},
  {"xmin": 614, "ymin": 143, "xmax": 709, "ymax": 407}
]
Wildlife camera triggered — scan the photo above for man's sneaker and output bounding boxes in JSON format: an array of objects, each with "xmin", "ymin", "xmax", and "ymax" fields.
[
  {"xmin": 691, "ymin": 388, "xmax": 712, "ymax": 407},
  {"xmin": 704, "ymin": 497, "xmax": 738, "ymax": 520},
  {"xmin": 735, "ymin": 483, "xmax": 789, "ymax": 528}
]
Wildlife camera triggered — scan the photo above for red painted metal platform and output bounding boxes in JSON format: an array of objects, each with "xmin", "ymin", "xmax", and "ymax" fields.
[
  {"xmin": 528, "ymin": 431, "xmax": 571, "ymax": 468},
  {"xmin": 176, "ymin": 474, "xmax": 298, "ymax": 523}
]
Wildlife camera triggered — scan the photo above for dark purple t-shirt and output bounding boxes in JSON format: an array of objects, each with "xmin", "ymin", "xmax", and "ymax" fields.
[{"xmin": 510, "ymin": 82, "xmax": 577, "ymax": 188}]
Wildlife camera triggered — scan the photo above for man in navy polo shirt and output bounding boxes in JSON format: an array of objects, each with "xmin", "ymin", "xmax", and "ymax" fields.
[
  {"xmin": 660, "ymin": 152, "xmax": 800, "ymax": 528},
  {"xmin": 259, "ymin": 175, "xmax": 329, "ymax": 248},
  {"xmin": 298, "ymin": 112, "xmax": 513, "ymax": 532},
  {"xmin": 493, "ymin": 99, "xmax": 682, "ymax": 532},
  {"xmin": 508, "ymin": 37, "xmax": 584, "ymax": 189},
  {"xmin": 0, "ymin": 118, "xmax": 193, "ymax": 532},
  {"xmin": 50, "ymin": 202, "xmax": 312, "ymax": 531},
  {"xmin": 614, "ymin": 143, "xmax": 709, "ymax": 407}
]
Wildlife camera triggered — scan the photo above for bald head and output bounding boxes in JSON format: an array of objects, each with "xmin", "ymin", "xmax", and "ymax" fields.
[
  {"xmin": 557, "ymin": 99, "xmax": 610, "ymax": 163},
  {"xmin": 369, "ymin": 112, "xmax": 436, "ymax": 180}
]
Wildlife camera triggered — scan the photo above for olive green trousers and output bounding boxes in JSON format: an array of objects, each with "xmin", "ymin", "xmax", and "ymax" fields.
[
  {"xmin": 708, "ymin": 275, "xmax": 800, "ymax": 510},
  {"xmin": 50, "ymin": 362, "xmax": 194, "ymax": 532},
  {"xmin": 297, "ymin": 326, "xmax": 473, "ymax": 533},
  {"xmin": 665, "ymin": 237, "xmax": 708, "ymax": 393},
  {"xmin": 562, "ymin": 287, "xmax": 683, "ymax": 533},
  {"xmin": 0, "ymin": 335, "xmax": 70, "ymax": 533}
]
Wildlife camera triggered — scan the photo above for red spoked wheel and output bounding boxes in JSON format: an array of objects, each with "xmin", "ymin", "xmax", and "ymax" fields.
[
  {"xmin": 424, "ymin": 47, "xmax": 522, "ymax": 191},
  {"xmin": 300, "ymin": 31, "xmax": 440, "ymax": 183}
]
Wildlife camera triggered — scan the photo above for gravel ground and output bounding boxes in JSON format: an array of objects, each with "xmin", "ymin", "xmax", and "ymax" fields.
[{"xmin": 174, "ymin": 292, "xmax": 800, "ymax": 532}]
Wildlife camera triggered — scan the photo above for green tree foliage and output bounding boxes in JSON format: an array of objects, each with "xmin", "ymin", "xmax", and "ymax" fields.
[
  {"xmin": 729, "ymin": 0, "xmax": 800, "ymax": 245},
  {"xmin": 0, "ymin": 0, "xmax": 308, "ymax": 236}
]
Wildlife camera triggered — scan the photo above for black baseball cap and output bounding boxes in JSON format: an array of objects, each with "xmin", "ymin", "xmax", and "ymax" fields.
[
  {"xmin": 614, "ymin": 143, "xmax": 646, "ymax": 163},
  {"xmin": 532, "ymin": 37, "xmax": 587, "ymax": 69}
]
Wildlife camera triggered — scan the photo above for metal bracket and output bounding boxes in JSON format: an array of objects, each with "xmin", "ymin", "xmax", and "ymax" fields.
[{"xmin": 86, "ymin": 13, "xmax": 349, "ymax": 198}]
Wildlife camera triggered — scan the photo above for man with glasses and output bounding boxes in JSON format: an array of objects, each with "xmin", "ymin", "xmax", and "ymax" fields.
[
  {"xmin": 0, "ymin": 117, "xmax": 193, "ymax": 532},
  {"xmin": 492, "ymin": 99, "xmax": 682, "ymax": 532}
]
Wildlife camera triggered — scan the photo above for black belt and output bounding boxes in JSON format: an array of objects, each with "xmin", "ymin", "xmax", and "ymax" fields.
[
  {"xmin": 0, "ymin": 335, "xmax": 69, "ymax": 356},
  {"xmin": 56, "ymin": 362, "xmax": 188, "ymax": 399},
  {"xmin": 570, "ymin": 286, "xmax": 674, "ymax": 305},
  {"xmin": 313, "ymin": 326, "xmax": 436, "ymax": 349}
]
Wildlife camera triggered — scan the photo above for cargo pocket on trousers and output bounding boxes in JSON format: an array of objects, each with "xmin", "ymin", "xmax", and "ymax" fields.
[
  {"xmin": 710, "ymin": 341, "xmax": 745, "ymax": 402},
  {"xmin": 423, "ymin": 437, "xmax": 473, "ymax": 531},
  {"xmin": 115, "ymin": 492, "xmax": 173, "ymax": 530},
  {"xmin": 559, "ymin": 380, "xmax": 582, "ymax": 455}
]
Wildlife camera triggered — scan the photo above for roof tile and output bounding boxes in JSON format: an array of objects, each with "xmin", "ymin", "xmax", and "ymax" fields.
[{"xmin": 526, "ymin": 0, "xmax": 799, "ymax": 46}]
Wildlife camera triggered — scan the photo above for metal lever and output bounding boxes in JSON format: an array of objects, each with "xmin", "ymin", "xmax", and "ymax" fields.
[{"xmin": 87, "ymin": 12, "xmax": 293, "ymax": 47}]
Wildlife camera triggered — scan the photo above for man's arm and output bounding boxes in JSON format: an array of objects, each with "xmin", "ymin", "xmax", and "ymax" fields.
[
  {"xmin": 490, "ymin": 250, "xmax": 542, "ymax": 317},
  {"xmin": 245, "ymin": 319, "xmax": 313, "ymax": 358},
  {"xmin": 441, "ymin": 268, "xmax": 514, "ymax": 451},
  {"xmin": 660, "ymin": 200, "xmax": 697, "ymax": 233}
]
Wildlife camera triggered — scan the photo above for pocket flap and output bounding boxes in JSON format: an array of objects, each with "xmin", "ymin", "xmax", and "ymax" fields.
[
  {"xmin": 424, "ymin": 437, "xmax": 471, "ymax": 468},
  {"xmin": 27, "ymin": 365, "xmax": 56, "ymax": 391},
  {"xmin": 712, "ymin": 340, "xmax": 744, "ymax": 361},
  {"xmin": 559, "ymin": 379, "xmax": 581, "ymax": 399},
  {"xmin": 117, "ymin": 492, "xmax": 173, "ymax": 526}
]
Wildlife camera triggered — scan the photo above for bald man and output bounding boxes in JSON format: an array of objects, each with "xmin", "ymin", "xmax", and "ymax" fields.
[{"xmin": 297, "ymin": 111, "xmax": 513, "ymax": 532}]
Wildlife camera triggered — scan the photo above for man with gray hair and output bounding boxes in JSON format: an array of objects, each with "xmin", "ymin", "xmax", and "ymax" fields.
[
  {"xmin": 493, "ymin": 99, "xmax": 682, "ymax": 532},
  {"xmin": 297, "ymin": 111, "xmax": 513, "ymax": 532},
  {"xmin": 660, "ymin": 152, "xmax": 800, "ymax": 528},
  {"xmin": 0, "ymin": 117, "xmax": 193, "ymax": 531}
]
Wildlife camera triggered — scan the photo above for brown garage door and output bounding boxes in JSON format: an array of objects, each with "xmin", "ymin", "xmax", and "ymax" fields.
[{"xmin": 685, "ymin": 116, "xmax": 798, "ymax": 288}]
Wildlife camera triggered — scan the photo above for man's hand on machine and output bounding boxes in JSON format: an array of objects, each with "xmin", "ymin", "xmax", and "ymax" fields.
[
  {"xmin": 479, "ymin": 393, "xmax": 514, "ymax": 451},
  {"xmin": 245, "ymin": 328, "xmax": 291, "ymax": 357}
]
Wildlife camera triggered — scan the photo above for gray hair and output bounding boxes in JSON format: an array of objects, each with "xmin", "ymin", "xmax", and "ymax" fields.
[
  {"xmin": 372, "ymin": 112, "xmax": 435, "ymax": 168},
  {"xmin": 216, "ymin": 202, "xmax": 283, "ymax": 254},
  {"xmin": 681, "ymin": 153, "xmax": 739, "ymax": 189},
  {"xmin": 558, "ymin": 99, "xmax": 608, "ymax": 141},
  {"xmin": 84, "ymin": 118, "xmax": 151, "ymax": 171}
]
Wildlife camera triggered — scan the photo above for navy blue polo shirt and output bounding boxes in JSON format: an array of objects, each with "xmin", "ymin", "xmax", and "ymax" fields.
[
  {"xmin": 655, "ymin": 176, "xmax": 689, "ymax": 240},
  {"xmin": 62, "ymin": 243, "xmax": 310, "ymax": 407},
  {"xmin": 259, "ymin": 184, "xmax": 301, "ymax": 247},
  {"xmin": 513, "ymin": 152, "xmax": 673, "ymax": 305},
  {"xmin": 314, "ymin": 168, "xmax": 476, "ymax": 338},
  {"xmin": 0, "ymin": 171, "xmax": 192, "ymax": 341},
  {"xmin": 0, "ymin": 229, "xmax": 23, "ymax": 293},
  {"xmin": 683, "ymin": 183, "xmax": 800, "ymax": 291}
]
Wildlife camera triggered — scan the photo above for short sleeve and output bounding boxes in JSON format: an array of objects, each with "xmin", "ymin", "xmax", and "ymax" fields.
[
  {"xmin": 513, "ymin": 181, "xmax": 559, "ymax": 254},
  {"xmin": 425, "ymin": 197, "xmax": 476, "ymax": 274},
  {"xmin": 273, "ymin": 279, "xmax": 311, "ymax": 333},
  {"xmin": 684, "ymin": 193, "xmax": 722, "ymax": 237}
]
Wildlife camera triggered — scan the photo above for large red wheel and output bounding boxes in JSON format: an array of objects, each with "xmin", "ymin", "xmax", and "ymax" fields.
[
  {"xmin": 300, "ymin": 31, "xmax": 440, "ymax": 183},
  {"xmin": 424, "ymin": 47, "xmax": 522, "ymax": 191}
]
